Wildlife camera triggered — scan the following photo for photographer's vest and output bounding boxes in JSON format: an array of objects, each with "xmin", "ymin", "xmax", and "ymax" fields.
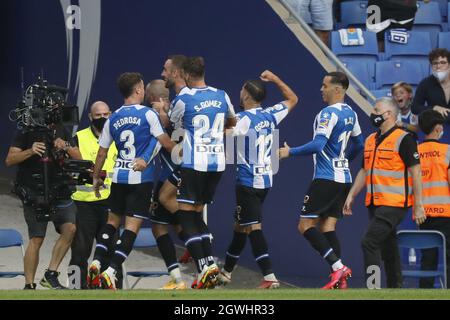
[
  {"xmin": 417, "ymin": 141, "xmax": 450, "ymax": 218},
  {"xmin": 364, "ymin": 128, "xmax": 413, "ymax": 208},
  {"xmin": 72, "ymin": 127, "xmax": 117, "ymax": 202}
]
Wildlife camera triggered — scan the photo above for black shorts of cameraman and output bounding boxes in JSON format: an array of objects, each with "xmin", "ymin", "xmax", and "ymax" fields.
[
  {"xmin": 68, "ymin": 200, "xmax": 123, "ymax": 289},
  {"xmin": 23, "ymin": 201, "xmax": 76, "ymax": 238}
]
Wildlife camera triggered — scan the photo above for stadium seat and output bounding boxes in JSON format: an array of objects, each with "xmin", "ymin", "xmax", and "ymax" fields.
[
  {"xmin": 339, "ymin": 58, "xmax": 374, "ymax": 88},
  {"xmin": 332, "ymin": 30, "xmax": 379, "ymax": 86},
  {"xmin": 332, "ymin": 30, "xmax": 378, "ymax": 57},
  {"xmin": 384, "ymin": 31, "xmax": 431, "ymax": 77},
  {"xmin": 438, "ymin": 32, "xmax": 450, "ymax": 50},
  {"xmin": 0, "ymin": 229, "xmax": 25, "ymax": 279},
  {"xmin": 340, "ymin": 1, "xmax": 368, "ymax": 29},
  {"xmin": 370, "ymin": 89, "xmax": 392, "ymax": 99},
  {"xmin": 375, "ymin": 60, "xmax": 424, "ymax": 89},
  {"xmin": 384, "ymin": 31, "xmax": 432, "ymax": 58},
  {"xmin": 430, "ymin": 0, "xmax": 448, "ymax": 22},
  {"xmin": 121, "ymin": 228, "xmax": 169, "ymax": 289},
  {"xmin": 415, "ymin": 1, "xmax": 443, "ymax": 25},
  {"xmin": 413, "ymin": 1, "xmax": 444, "ymax": 48},
  {"xmin": 397, "ymin": 230, "xmax": 447, "ymax": 289}
]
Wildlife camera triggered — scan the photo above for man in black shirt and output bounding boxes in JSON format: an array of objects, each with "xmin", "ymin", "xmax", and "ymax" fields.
[
  {"xmin": 343, "ymin": 97, "xmax": 426, "ymax": 288},
  {"xmin": 5, "ymin": 125, "xmax": 81, "ymax": 289},
  {"xmin": 412, "ymin": 48, "xmax": 450, "ymax": 122},
  {"xmin": 367, "ymin": 0, "xmax": 418, "ymax": 51}
]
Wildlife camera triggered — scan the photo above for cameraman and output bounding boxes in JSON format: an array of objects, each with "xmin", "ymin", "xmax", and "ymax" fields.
[
  {"xmin": 5, "ymin": 124, "xmax": 81, "ymax": 290},
  {"xmin": 68, "ymin": 101, "xmax": 121, "ymax": 289}
]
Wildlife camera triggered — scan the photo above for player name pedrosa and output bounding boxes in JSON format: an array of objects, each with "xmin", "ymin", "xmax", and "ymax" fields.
[
  {"xmin": 194, "ymin": 100, "xmax": 222, "ymax": 112},
  {"xmin": 113, "ymin": 117, "xmax": 141, "ymax": 129}
]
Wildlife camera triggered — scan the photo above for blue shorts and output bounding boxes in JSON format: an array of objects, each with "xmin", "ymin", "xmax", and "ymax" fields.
[{"xmin": 298, "ymin": 0, "xmax": 333, "ymax": 31}]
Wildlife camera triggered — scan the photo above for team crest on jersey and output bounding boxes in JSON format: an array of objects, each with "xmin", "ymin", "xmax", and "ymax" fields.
[
  {"xmin": 303, "ymin": 195, "xmax": 310, "ymax": 203},
  {"xmin": 319, "ymin": 112, "xmax": 330, "ymax": 128},
  {"xmin": 319, "ymin": 118, "xmax": 329, "ymax": 128}
]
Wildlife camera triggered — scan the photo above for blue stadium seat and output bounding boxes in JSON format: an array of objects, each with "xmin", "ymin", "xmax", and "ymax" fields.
[
  {"xmin": 340, "ymin": 1, "xmax": 368, "ymax": 29},
  {"xmin": 370, "ymin": 89, "xmax": 392, "ymax": 99},
  {"xmin": 415, "ymin": 1, "xmax": 442, "ymax": 25},
  {"xmin": 413, "ymin": 1, "xmax": 444, "ymax": 48},
  {"xmin": 331, "ymin": 31, "xmax": 378, "ymax": 85},
  {"xmin": 398, "ymin": 230, "xmax": 447, "ymax": 289},
  {"xmin": 384, "ymin": 31, "xmax": 432, "ymax": 76},
  {"xmin": 430, "ymin": 0, "xmax": 448, "ymax": 22},
  {"xmin": 331, "ymin": 30, "xmax": 378, "ymax": 57},
  {"xmin": 384, "ymin": 31, "xmax": 432, "ymax": 58},
  {"xmin": 339, "ymin": 58, "xmax": 374, "ymax": 88},
  {"xmin": 438, "ymin": 32, "xmax": 450, "ymax": 49},
  {"xmin": 375, "ymin": 60, "xmax": 424, "ymax": 89},
  {"xmin": 0, "ymin": 229, "xmax": 25, "ymax": 280},
  {"xmin": 332, "ymin": 30, "xmax": 378, "ymax": 81}
]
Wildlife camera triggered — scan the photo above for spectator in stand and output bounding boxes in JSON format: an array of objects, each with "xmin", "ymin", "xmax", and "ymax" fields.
[
  {"xmin": 297, "ymin": 0, "xmax": 334, "ymax": 46},
  {"xmin": 412, "ymin": 48, "xmax": 450, "ymax": 123},
  {"xmin": 366, "ymin": 0, "xmax": 420, "ymax": 51},
  {"xmin": 391, "ymin": 82, "xmax": 419, "ymax": 134}
]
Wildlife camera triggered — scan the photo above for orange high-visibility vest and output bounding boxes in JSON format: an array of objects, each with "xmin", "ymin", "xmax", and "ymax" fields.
[
  {"xmin": 364, "ymin": 128, "xmax": 413, "ymax": 207},
  {"xmin": 417, "ymin": 141, "xmax": 450, "ymax": 218}
]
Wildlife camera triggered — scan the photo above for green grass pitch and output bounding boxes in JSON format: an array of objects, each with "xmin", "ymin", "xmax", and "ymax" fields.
[{"xmin": 0, "ymin": 289, "xmax": 449, "ymax": 300}]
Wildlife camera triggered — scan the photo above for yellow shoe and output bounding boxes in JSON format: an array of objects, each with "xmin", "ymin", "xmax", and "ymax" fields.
[
  {"xmin": 196, "ymin": 264, "xmax": 219, "ymax": 289},
  {"xmin": 160, "ymin": 279, "xmax": 187, "ymax": 290},
  {"xmin": 99, "ymin": 270, "xmax": 117, "ymax": 290}
]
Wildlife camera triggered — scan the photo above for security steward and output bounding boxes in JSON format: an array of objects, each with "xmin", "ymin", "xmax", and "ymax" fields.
[
  {"xmin": 68, "ymin": 101, "xmax": 119, "ymax": 289},
  {"xmin": 417, "ymin": 109, "xmax": 450, "ymax": 288},
  {"xmin": 343, "ymin": 97, "xmax": 427, "ymax": 288}
]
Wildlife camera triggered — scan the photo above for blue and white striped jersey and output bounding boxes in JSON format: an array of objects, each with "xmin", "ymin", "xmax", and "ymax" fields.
[
  {"xmin": 312, "ymin": 103, "xmax": 361, "ymax": 183},
  {"xmin": 99, "ymin": 104, "xmax": 164, "ymax": 184},
  {"xmin": 234, "ymin": 103, "xmax": 289, "ymax": 189},
  {"xmin": 170, "ymin": 86, "xmax": 235, "ymax": 172},
  {"xmin": 397, "ymin": 110, "xmax": 418, "ymax": 125}
]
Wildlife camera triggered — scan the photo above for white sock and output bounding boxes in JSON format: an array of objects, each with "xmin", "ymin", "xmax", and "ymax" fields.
[
  {"xmin": 264, "ymin": 273, "xmax": 277, "ymax": 282},
  {"xmin": 170, "ymin": 268, "xmax": 182, "ymax": 283},
  {"xmin": 105, "ymin": 266, "xmax": 117, "ymax": 277},
  {"xmin": 221, "ymin": 269, "xmax": 232, "ymax": 279},
  {"xmin": 332, "ymin": 260, "xmax": 344, "ymax": 272}
]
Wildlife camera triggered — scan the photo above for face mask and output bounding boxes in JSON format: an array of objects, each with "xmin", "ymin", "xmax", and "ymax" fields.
[
  {"xmin": 432, "ymin": 69, "xmax": 449, "ymax": 82},
  {"xmin": 370, "ymin": 113, "xmax": 385, "ymax": 128},
  {"xmin": 92, "ymin": 117, "xmax": 107, "ymax": 132}
]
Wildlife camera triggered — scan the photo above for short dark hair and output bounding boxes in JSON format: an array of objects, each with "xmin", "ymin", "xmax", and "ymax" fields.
[
  {"xmin": 117, "ymin": 72, "xmax": 143, "ymax": 98},
  {"xmin": 168, "ymin": 54, "xmax": 187, "ymax": 70},
  {"xmin": 326, "ymin": 71, "xmax": 349, "ymax": 90},
  {"xmin": 183, "ymin": 56, "xmax": 205, "ymax": 79},
  {"xmin": 428, "ymin": 48, "xmax": 450, "ymax": 64},
  {"xmin": 244, "ymin": 79, "xmax": 266, "ymax": 103},
  {"xmin": 419, "ymin": 109, "xmax": 445, "ymax": 134}
]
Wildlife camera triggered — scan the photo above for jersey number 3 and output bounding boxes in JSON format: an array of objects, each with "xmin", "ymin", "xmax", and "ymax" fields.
[{"xmin": 120, "ymin": 130, "xmax": 136, "ymax": 160}]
